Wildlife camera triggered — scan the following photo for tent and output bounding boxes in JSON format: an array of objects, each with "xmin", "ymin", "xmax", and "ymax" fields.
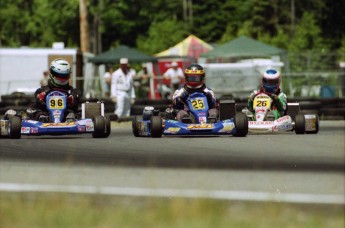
[
  {"xmin": 154, "ymin": 34, "xmax": 213, "ymax": 59},
  {"xmin": 201, "ymin": 36, "xmax": 285, "ymax": 59},
  {"xmin": 89, "ymin": 45, "xmax": 156, "ymax": 64}
]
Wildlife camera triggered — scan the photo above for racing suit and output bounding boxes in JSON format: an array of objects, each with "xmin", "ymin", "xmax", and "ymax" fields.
[
  {"xmin": 247, "ymin": 88, "xmax": 287, "ymax": 119},
  {"xmin": 172, "ymin": 84, "xmax": 218, "ymax": 122},
  {"xmin": 29, "ymin": 83, "xmax": 80, "ymax": 121}
]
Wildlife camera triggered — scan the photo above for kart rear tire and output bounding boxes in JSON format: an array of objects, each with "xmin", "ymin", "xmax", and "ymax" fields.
[
  {"xmin": 92, "ymin": 115, "xmax": 106, "ymax": 138},
  {"xmin": 294, "ymin": 114, "xmax": 305, "ymax": 134},
  {"xmin": 9, "ymin": 116, "xmax": 21, "ymax": 139},
  {"xmin": 233, "ymin": 113, "xmax": 248, "ymax": 137},
  {"xmin": 132, "ymin": 116, "xmax": 140, "ymax": 137},
  {"xmin": 103, "ymin": 115, "xmax": 111, "ymax": 138},
  {"xmin": 150, "ymin": 116, "xmax": 162, "ymax": 138},
  {"xmin": 306, "ymin": 114, "xmax": 319, "ymax": 134}
]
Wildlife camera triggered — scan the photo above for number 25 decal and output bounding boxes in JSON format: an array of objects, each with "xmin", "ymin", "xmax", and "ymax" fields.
[{"xmin": 191, "ymin": 99, "xmax": 205, "ymax": 110}]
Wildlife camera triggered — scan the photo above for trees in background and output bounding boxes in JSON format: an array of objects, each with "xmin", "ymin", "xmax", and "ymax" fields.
[{"xmin": 0, "ymin": 0, "xmax": 344, "ymax": 57}]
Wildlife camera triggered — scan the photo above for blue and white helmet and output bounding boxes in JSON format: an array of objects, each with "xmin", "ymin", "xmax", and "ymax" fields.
[
  {"xmin": 49, "ymin": 58, "xmax": 71, "ymax": 87},
  {"xmin": 261, "ymin": 67, "xmax": 281, "ymax": 93}
]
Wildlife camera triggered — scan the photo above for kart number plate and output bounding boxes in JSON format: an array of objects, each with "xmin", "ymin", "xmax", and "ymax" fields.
[
  {"xmin": 253, "ymin": 96, "xmax": 271, "ymax": 109},
  {"xmin": 49, "ymin": 97, "xmax": 65, "ymax": 109},
  {"xmin": 191, "ymin": 98, "xmax": 205, "ymax": 110}
]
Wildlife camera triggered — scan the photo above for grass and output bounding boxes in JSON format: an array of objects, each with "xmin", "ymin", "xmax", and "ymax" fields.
[{"xmin": 0, "ymin": 192, "xmax": 344, "ymax": 228}]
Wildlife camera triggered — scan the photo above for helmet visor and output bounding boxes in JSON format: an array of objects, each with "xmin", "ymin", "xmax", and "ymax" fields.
[
  {"xmin": 50, "ymin": 70, "xmax": 70, "ymax": 79},
  {"xmin": 186, "ymin": 75, "xmax": 204, "ymax": 82},
  {"xmin": 263, "ymin": 77, "xmax": 279, "ymax": 86}
]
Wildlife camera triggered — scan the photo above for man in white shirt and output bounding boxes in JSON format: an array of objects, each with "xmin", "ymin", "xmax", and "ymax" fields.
[
  {"xmin": 163, "ymin": 61, "xmax": 184, "ymax": 92},
  {"xmin": 110, "ymin": 58, "xmax": 136, "ymax": 118}
]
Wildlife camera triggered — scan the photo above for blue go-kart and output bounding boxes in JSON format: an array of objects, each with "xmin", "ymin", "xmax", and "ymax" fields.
[
  {"xmin": 132, "ymin": 92, "xmax": 248, "ymax": 137},
  {"xmin": 19, "ymin": 91, "xmax": 110, "ymax": 138}
]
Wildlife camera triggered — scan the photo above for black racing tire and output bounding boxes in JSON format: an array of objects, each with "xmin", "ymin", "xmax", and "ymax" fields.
[
  {"xmin": 9, "ymin": 116, "xmax": 21, "ymax": 139},
  {"xmin": 150, "ymin": 116, "xmax": 162, "ymax": 138},
  {"xmin": 295, "ymin": 114, "xmax": 305, "ymax": 134},
  {"xmin": 306, "ymin": 114, "xmax": 319, "ymax": 134},
  {"xmin": 132, "ymin": 116, "xmax": 140, "ymax": 137},
  {"xmin": 92, "ymin": 115, "xmax": 106, "ymax": 138},
  {"xmin": 103, "ymin": 115, "xmax": 111, "ymax": 138},
  {"xmin": 233, "ymin": 113, "xmax": 248, "ymax": 137}
]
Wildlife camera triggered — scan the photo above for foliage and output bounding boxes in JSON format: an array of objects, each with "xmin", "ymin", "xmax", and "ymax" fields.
[{"xmin": 0, "ymin": 0, "xmax": 344, "ymax": 57}]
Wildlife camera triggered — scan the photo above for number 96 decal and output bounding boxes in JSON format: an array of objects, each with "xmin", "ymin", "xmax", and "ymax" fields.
[{"xmin": 49, "ymin": 98, "xmax": 65, "ymax": 109}]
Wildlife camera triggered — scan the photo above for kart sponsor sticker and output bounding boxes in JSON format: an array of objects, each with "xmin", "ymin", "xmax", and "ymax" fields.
[
  {"xmin": 30, "ymin": 128, "xmax": 38, "ymax": 133},
  {"xmin": 85, "ymin": 122, "xmax": 94, "ymax": 132},
  {"xmin": 220, "ymin": 123, "xmax": 235, "ymax": 133},
  {"xmin": 248, "ymin": 121, "xmax": 274, "ymax": 125},
  {"xmin": 198, "ymin": 117, "xmax": 207, "ymax": 124},
  {"xmin": 276, "ymin": 116, "xmax": 290, "ymax": 122},
  {"xmin": 21, "ymin": 127, "xmax": 30, "ymax": 134},
  {"xmin": 77, "ymin": 125, "xmax": 86, "ymax": 132},
  {"xmin": 41, "ymin": 122, "xmax": 77, "ymax": 127},
  {"xmin": 164, "ymin": 127, "xmax": 181, "ymax": 134},
  {"xmin": 187, "ymin": 124, "xmax": 213, "ymax": 129}
]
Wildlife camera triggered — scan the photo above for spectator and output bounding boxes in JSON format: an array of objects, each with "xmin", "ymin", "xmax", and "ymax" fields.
[
  {"xmin": 110, "ymin": 58, "xmax": 136, "ymax": 118},
  {"xmin": 103, "ymin": 65, "xmax": 113, "ymax": 97},
  {"xmin": 163, "ymin": 61, "xmax": 184, "ymax": 92},
  {"xmin": 135, "ymin": 63, "xmax": 152, "ymax": 98}
]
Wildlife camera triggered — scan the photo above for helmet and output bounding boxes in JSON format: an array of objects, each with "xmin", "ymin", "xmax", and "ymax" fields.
[
  {"xmin": 261, "ymin": 68, "xmax": 281, "ymax": 93},
  {"xmin": 184, "ymin": 64, "xmax": 205, "ymax": 88},
  {"xmin": 49, "ymin": 58, "xmax": 71, "ymax": 87}
]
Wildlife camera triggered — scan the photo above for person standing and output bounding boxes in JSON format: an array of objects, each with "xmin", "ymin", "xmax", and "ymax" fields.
[
  {"xmin": 163, "ymin": 61, "xmax": 184, "ymax": 92},
  {"xmin": 103, "ymin": 65, "xmax": 113, "ymax": 97},
  {"xmin": 110, "ymin": 58, "xmax": 136, "ymax": 118},
  {"xmin": 135, "ymin": 63, "xmax": 152, "ymax": 98}
]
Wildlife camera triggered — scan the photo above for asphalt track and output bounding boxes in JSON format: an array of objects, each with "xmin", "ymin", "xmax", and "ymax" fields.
[{"xmin": 0, "ymin": 120, "xmax": 344, "ymax": 171}]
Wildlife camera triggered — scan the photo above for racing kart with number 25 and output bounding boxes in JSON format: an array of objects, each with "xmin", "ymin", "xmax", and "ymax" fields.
[
  {"xmin": 1, "ymin": 91, "xmax": 111, "ymax": 138},
  {"xmin": 132, "ymin": 92, "xmax": 248, "ymax": 138},
  {"xmin": 243, "ymin": 92, "xmax": 319, "ymax": 134}
]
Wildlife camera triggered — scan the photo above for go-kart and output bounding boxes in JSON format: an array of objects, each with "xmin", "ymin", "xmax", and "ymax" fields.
[
  {"xmin": 132, "ymin": 92, "xmax": 248, "ymax": 137},
  {"xmin": 1, "ymin": 91, "xmax": 111, "ymax": 138},
  {"xmin": 243, "ymin": 92, "xmax": 319, "ymax": 134}
]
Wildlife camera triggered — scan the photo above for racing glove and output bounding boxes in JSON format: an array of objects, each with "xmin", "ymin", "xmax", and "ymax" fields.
[
  {"xmin": 271, "ymin": 94, "xmax": 283, "ymax": 111},
  {"xmin": 67, "ymin": 95, "xmax": 74, "ymax": 106},
  {"xmin": 37, "ymin": 92, "xmax": 46, "ymax": 104}
]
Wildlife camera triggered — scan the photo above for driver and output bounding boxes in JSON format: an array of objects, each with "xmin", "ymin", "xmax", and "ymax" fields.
[
  {"xmin": 246, "ymin": 67, "xmax": 287, "ymax": 119},
  {"xmin": 29, "ymin": 58, "xmax": 79, "ymax": 121},
  {"xmin": 170, "ymin": 63, "xmax": 218, "ymax": 123}
]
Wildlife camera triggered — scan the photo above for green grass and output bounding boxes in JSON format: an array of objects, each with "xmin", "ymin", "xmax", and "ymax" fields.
[{"xmin": 0, "ymin": 192, "xmax": 344, "ymax": 228}]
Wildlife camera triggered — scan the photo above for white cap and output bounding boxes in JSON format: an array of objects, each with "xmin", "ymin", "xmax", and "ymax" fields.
[
  {"xmin": 171, "ymin": 61, "xmax": 178, "ymax": 67},
  {"xmin": 120, "ymin": 58, "xmax": 128, "ymax": 64}
]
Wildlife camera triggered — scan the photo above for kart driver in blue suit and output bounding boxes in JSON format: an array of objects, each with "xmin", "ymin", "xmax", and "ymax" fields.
[
  {"xmin": 171, "ymin": 63, "xmax": 218, "ymax": 123},
  {"xmin": 4, "ymin": 58, "xmax": 79, "ymax": 121},
  {"xmin": 31, "ymin": 58, "xmax": 80, "ymax": 121}
]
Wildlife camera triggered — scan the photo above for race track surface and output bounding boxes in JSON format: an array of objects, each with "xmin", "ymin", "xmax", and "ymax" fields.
[{"xmin": 0, "ymin": 121, "xmax": 344, "ymax": 171}]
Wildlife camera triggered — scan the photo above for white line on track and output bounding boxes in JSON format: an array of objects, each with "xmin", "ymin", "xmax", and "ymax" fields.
[{"xmin": 0, "ymin": 182, "xmax": 343, "ymax": 205}]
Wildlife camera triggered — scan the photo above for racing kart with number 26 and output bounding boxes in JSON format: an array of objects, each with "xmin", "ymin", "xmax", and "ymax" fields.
[
  {"xmin": 132, "ymin": 92, "xmax": 248, "ymax": 137},
  {"xmin": 1, "ymin": 91, "xmax": 111, "ymax": 138},
  {"xmin": 243, "ymin": 92, "xmax": 319, "ymax": 134}
]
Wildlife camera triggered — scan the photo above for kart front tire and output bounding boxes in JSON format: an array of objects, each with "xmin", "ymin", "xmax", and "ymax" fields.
[
  {"xmin": 9, "ymin": 116, "xmax": 21, "ymax": 139},
  {"xmin": 150, "ymin": 116, "xmax": 162, "ymax": 138},
  {"xmin": 233, "ymin": 113, "xmax": 248, "ymax": 137},
  {"xmin": 92, "ymin": 115, "xmax": 106, "ymax": 138},
  {"xmin": 294, "ymin": 114, "xmax": 305, "ymax": 134}
]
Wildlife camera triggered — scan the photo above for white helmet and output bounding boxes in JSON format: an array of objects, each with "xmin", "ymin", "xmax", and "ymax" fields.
[
  {"xmin": 261, "ymin": 67, "xmax": 281, "ymax": 93},
  {"xmin": 49, "ymin": 58, "xmax": 71, "ymax": 87}
]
